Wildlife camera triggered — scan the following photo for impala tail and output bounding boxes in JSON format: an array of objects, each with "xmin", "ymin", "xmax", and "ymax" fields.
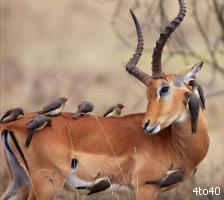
[{"xmin": 1, "ymin": 129, "xmax": 30, "ymax": 200}]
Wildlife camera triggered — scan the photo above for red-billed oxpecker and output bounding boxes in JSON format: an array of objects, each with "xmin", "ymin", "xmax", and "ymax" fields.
[
  {"xmin": 103, "ymin": 103, "xmax": 125, "ymax": 117},
  {"xmin": 188, "ymin": 80, "xmax": 206, "ymax": 109},
  {"xmin": 38, "ymin": 96, "xmax": 68, "ymax": 116},
  {"xmin": 72, "ymin": 101, "xmax": 94, "ymax": 119},
  {"xmin": 0, "ymin": 108, "xmax": 24, "ymax": 124},
  {"xmin": 25, "ymin": 115, "xmax": 51, "ymax": 148}
]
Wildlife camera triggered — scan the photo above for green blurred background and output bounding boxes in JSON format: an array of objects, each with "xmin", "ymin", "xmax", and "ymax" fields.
[{"xmin": 0, "ymin": 0, "xmax": 224, "ymax": 199}]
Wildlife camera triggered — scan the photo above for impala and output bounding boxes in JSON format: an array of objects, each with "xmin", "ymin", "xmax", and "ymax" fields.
[{"xmin": 1, "ymin": 0, "xmax": 209, "ymax": 199}]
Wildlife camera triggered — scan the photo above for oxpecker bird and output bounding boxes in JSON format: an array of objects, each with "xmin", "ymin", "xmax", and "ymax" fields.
[
  {"xmin": 145, "ymin": 168, "xmax": 185, "ymax": 188},
  {"xmin": 188, "ymin": 80, "xmax": 205, "ymax": 109},
  {"xmin": 0, "ymin": 108, "xmax": 24, "ymax": 124},
  {"xmin": 186, "ymin": 92, "xmax": 201, "ymax": 134},
  {"xmin": 76, "ymin": 177, "xmax": 111, "ymax": 195},
  {"xmin": 87, "ymin": 177, "xmax": 111, "ymax": 195},
  {"xmin": 25, "ymin": 115, "xmax": 51, "ymax": 148},
  {"xmin": 103, "ymin": 103, "xmax": 125, "ymax": 117},
  {"xmin": 72, "ymin": 101, "xmax": 94, "ymax": 119},
  {"xmin": 38, "ymin": 97, "xmax": 68, "ymax": 116}
]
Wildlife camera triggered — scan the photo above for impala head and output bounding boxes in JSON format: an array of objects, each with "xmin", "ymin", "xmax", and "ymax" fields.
[
  {"xmin": 126, "ymin": 1, "xmax": 203, "ymax": 134},
  {"xmin": 142, "ymin": 62, "xmax": 203, "ymax": 134}
]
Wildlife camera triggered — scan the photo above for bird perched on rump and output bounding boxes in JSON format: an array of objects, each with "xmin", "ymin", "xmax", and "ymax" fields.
[
  {"xmin": 188, "ymin": 80, "xmax": 205, "ymax": 109},
  {"xmin": 103, "ymin": 103, "xmax": 125, "ymax": 117},
  {"xmin": 72, "ymin": 101, "xmax": 94, "ymax": 119},
  {"xmin": 0, "ymin": 108, "xmax": 24, "ymax": 124},
  {"xmin": 25, "ymin": 115, "xmax": 51, "ymax": 148},
  {"xmin": 76, "ymin": 177, "xmax": 111, "ymax": 195},
  {"xmin": 38, "ymin": 97, "xmax": 68, "ymax": 116},
  {"xmin": 87, "ymin": 177, "xmax": 111, "ymax": 195}
]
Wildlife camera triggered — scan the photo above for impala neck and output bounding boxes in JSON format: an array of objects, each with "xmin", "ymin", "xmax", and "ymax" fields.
[{"xmin": 168, "ymin": 109, "xmax": 209, "ymax": 170}]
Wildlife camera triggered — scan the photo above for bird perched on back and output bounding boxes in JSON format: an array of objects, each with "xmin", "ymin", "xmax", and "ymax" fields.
[
  {"xmin": 72, "ymin": 101, "xmax": 94, "ymax": 119},
  {"xmin": 38, "ymin": 97, "xmax": 68, "ymax": 116},
  {"xmin": 188, "ymin": 80, "xmax": 205, "ymax": 109},
  {"xmin": 0, "ymin": 107, "xmax": 24, "ymax": 124},
  {"xmin": 103, "ymin": 103, "xmax": 125, "ymax": 117},
  {"xmin": 25, "ymin": 115, "xmax": 51, "ymax": 148},
  {"xmin": 145, "ymin": 168, "xmax": 185, "ymax": 188}
]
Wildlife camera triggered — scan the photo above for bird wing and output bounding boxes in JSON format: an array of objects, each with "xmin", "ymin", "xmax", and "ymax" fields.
[
  {"xmin": 80, "ymin": 102, "xmax": 94, "ymax": 113},
  {"xmin": 27, "ymin": 116, "xmax": 48, "ymax": 130},
  {"xmin": 1, "ymin": 110, "xmax": 12, "ymax": 120},
  {"xmin": 103, "ymin": 106, "xmax": 115, "ymax": 117},
  {"xmin": 24, "ymin": 131, "xmax": 34, "ymax": 148},
  {"xmin": 160, "ymin": 169, "xmax": 184, "ymax": 187},
  {"xmin": 188, "ymin": 94, "xmax": 200, "ymax": 134},
  {"xmin": 197, "ymin": 84, "xmax": 205, "ymax": 109},
  {"xmin": 87, "ymin": 179, "xmax": 111, "ymax": 195},
  {"xmin": 41, "ymin": 99, "xmax": 62, "ymax": 113},
  {"xmin": 145, "ymin": 169, "xmax": 184, "ymax": 188}
]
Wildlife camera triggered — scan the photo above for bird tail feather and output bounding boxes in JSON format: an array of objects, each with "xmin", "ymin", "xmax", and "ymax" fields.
[
  {"xmin": 145, "ymin": 179, "xmax": 160, "ymax": 185},
  {"xmin": 72, "ymin": 112, "xmax": 82, "ymax": 119},
  {"xmin": 24, "ymin": 131, "xmax": 33, "ymax": 148}
]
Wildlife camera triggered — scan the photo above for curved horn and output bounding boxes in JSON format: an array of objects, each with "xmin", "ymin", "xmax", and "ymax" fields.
[
  {"xmin": 151, "ymin": 0, "xmax": 187, "ymax": 78},
  {"xmin": 125, "ymin": 9, "xmax": 151, "ymax": 85}
]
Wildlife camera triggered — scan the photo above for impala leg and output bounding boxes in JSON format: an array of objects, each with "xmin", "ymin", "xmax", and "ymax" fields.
[
  {"xmin": 28, "ymin": 189, "xmax": 36, "ymax": 200},
  {"xmin": 1, "ymin": 129, "xmax": 30, "ymax": 200},
  {"xmin": 30, "ymin": 170, "xmax": 65, "ymax": 200},
  {"xmin": 136, "ymin": 186, "xmax": 158, "ymax": 200}
]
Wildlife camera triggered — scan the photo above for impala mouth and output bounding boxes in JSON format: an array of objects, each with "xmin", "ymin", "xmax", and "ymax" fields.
[{"xmin": 144, "ymin": 122, "xmax": 161, "ymax": 135}]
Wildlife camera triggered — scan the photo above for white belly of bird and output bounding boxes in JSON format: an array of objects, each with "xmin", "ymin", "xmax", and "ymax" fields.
[
  {"xmin": 193, "ymin": 88, "xmax": 200, "ymax": 99},
  {"xmin": 106, "ymin": 112, "xmax": 115, "ymax": 117},
  {"xmin": 45, "ymin": 106, "xmax": 63, "ymax": 116},
  {"xmin": 35, "ymin": 122, "xmax": 48, "ymax": 131},
  {"xmin": 2, "ymin": 115, "xmax": 13, "ymax": 122},
  {"xmin": 16, "ymin": 114, "xmax": 23, "ymax": 119},
  {"xmin": 107, "ymin": 109, "xmax": 121, "ymax": 117}
]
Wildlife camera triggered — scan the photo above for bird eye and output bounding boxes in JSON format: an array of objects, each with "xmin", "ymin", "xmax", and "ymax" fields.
[{"xmin": 160, "ymin": 86, "xmax": 170, "ymax": 95}]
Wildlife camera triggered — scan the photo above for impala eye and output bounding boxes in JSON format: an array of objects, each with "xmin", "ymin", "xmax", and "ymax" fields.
[{"xmin": 160, "ymin": 86, "xmax": 170, "ymax": 96}]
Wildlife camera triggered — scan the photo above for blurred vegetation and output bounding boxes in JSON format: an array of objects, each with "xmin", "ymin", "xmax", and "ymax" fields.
[{"xmin": 0, "ymin": 0, "xmax": 224, "ymax": 199}]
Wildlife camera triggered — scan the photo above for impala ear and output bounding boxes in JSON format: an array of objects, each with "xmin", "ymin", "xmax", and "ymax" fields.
[{"xmin": 174, "ymin": 62, "xmax": 203, "ymax": 87}]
